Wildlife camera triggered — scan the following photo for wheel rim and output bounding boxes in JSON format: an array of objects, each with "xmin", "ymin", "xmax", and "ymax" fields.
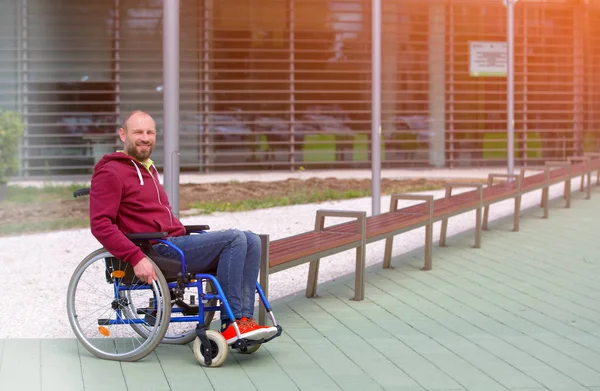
[
  {"xmin": 192, "ymin": 330, "xmax": 228, "ymax": 367},
  {"xmin": 67, "ymin": 249, "xmax": 170, "ymax": 361}
]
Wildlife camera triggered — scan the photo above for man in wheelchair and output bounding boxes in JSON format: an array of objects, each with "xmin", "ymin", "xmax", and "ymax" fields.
[{"xmin": 89, "ymin": 110, "xmax": 278, "ymax": 346}]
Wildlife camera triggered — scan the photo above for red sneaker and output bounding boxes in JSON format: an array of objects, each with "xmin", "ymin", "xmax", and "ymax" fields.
[{"xmin": 221, "ymin": 317, "xmax": 278, "ymax": 344}]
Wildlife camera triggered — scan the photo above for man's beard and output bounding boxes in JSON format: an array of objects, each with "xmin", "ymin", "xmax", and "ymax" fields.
[{"xmin": 126, "ymin": 142, "xmax": 153, "ymax": 162}]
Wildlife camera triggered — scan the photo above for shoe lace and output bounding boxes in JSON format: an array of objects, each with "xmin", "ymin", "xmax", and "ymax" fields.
[{"xmin": 237, "ymin": 317, "xmax": 257, "ymax": 329}]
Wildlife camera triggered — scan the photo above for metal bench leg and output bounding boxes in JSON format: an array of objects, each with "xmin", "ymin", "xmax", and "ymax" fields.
[
  {"xmin": 565, "ymin": 179, "xmax": 571, "ymax": 208},
  {"xmin": 439, "ymin": 186, "xmax": 451, "ymax": 247},
  {"xmin": 258, "ymin": 234, "xmax": 270, "ymax": 326},
  {"xmin": 440, "ymin": 218, "xmax": 448, "ymax": 247},
  {"xmin": 474, "ymin": 207, "xmax": 482, "ymax": 249},
  {"xmin": 383, "ymin": 236, "xmax": 394, "ymax": 269},
  {"xmin": 422, "ymin": 223, "xmax": 433, "ymax": 271},
  {"xmin": 353, "ymin": 245, "xmax": 365, "ymax": 301},
  {"xmin": 540, "ymin": 176, "xmax": 548, "ymax": 209},
  {"xmin": 587, "ymin": 171, "xmax": 592, "ymax": 199},
  {"xmin": 482, "ymin": 175, "xmax": 494, "ymax": 231},
  {"xmin": 306, "ymin": 259, "xmax": 320, "ymax": 298},
  {"xmin": 542, "ymin": 186, "xmax": 549, "ymax": 219},
  {"xmin": 513, "ymin": 194, "xmax": 521, "ymax": 232},
  {"xmin": 482, "ymin": 205, "xmax": 490, "ymax": 231}
]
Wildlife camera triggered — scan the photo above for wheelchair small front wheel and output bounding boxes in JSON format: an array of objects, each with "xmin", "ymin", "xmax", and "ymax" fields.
[{"xmin": 192, "ymin": 330, "xmax": 228, "ymax": 367}]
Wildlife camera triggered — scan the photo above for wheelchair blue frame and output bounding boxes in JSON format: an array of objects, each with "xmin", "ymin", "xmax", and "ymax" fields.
[{"xmin": 103, "ymin": 232, "xmax": 279, "ymax": 359}]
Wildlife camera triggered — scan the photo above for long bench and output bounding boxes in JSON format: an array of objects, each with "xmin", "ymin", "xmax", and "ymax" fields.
[{"xmin": 257, "ymin": 155, "xmax": 600, "ymax": 324}]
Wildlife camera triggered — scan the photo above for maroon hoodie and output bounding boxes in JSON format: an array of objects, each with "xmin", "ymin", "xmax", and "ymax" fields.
[{"xmin": 90, "ymin": 152, "xmax": 185, "ymax": 266}]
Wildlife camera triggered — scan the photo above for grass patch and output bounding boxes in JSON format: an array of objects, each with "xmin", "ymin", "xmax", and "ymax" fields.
[
  {"xmin": 189, "ymin": 188, "xmax": 370, "ymax": 213},
  {"xmin": 187, "ymin": 183, "xmax": 442, "ymax": 214},
  {"xmin": 4, "ymin": 183, "xmax": 88, "ymax": 204},
  {"xmin": 0, "ymin": 218, "xmax": 90, "ymax": 236}
]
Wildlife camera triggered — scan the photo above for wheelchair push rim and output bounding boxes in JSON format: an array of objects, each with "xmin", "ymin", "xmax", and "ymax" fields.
[{"xmin": 66, "ymin": 248, "xmax": 171, "ymax": 362}]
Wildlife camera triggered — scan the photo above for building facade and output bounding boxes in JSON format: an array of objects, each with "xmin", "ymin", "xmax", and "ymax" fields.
[{"xmin": 1, "ymin": 0, "xmax": 599, "ymax": 176}]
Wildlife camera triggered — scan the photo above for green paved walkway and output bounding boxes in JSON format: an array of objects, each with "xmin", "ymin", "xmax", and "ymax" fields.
[{"xmin": 2, "ymin": 191, "xmax": 600, "ymax": 391}]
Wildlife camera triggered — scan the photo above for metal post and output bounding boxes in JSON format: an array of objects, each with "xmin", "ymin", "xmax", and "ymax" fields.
[
  {"xmin": 428, "ymin": 4, "xmax": 446, "ymax": 167},
  {"xmin": 163, "ymin": 0, "xmax": 180, "ymax": 216},
  {"xmin": 371, "ymin": 0, "xmax": 382, "ymax": 216},
  {"xmin": 573, "ymin": 4, "xmax": 584, "ymax": 156},
  {"xmin": 505, "ymin": 0, "xmax": 516, "ymax": 176},
  {"xmin": 522, "ymin": 7, "xmax": 528, "ymax": 165},
  {"xmin": 113, "ymin": 0, "xmax": 121, "ymax": 151},
  {"xmin": 21, "ymin": 0, "xmax": 29, "ymax": 177},
  {"xmin": 17, "ymin": 0, "xmax": 23, "ymax": 176},
  {"xmin": 289, "ymin": 0, "xmax": 296, "ymax": 170},
  {"xmin": 202, "ymin": 0, "xmax": 212, "ymax": 172},
  {"xmin": 449, "ymin": 7, "xmax": 455, "ymax": 167}
]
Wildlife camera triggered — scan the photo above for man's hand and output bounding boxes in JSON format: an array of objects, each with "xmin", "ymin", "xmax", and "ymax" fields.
[{"xmin": 133, "ymin": 257, "xmax": 157, "ymax": 284}]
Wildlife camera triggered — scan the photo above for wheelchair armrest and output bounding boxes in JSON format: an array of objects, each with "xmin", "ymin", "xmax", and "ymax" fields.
[
  {"xmin": 126, "ymin": 231, "xmax": 169, "ymax": 241},
  {"xmin": 73, "ymin": 188, "xmax": 90, "ymax": 198},
  {"xmin": 184, "ymin": 225, "xmax": 210, "ymax": 234}
]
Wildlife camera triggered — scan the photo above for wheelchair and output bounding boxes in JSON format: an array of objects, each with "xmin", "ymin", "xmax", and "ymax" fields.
[{"xmin": 66, "ymin": 188, "xmax": 282, "ymax": 367}]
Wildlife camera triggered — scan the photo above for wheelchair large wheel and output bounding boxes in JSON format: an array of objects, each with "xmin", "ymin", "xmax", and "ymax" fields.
[{"xmin": 67, "ymin": 248, "xmax": 171, "ymax": 362}]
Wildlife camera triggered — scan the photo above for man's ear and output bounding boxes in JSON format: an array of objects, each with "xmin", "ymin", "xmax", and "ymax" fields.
[{"xmin": 118, "ymin": 127, "xmax": 126, "ymax": 143}]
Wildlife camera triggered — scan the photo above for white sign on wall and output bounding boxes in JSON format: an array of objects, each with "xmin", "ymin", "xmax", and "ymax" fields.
[{"xmin": 469, "ymin": 41, "xmax": 507, "ymax": 77}]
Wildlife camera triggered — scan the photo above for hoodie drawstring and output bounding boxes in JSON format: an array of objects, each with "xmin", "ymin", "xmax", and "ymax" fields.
[
  {"xmin": 131, "ymin": 160, "xmax": 144, "ymax": 185},
  {"xmin": 151, "ymin": 164, "xmax": 162, "ymax": 185}
]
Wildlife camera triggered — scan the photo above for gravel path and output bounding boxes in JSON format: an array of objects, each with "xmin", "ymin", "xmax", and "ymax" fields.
[{"xmin": 0, "ymin": 181, "xmax": 579, "ymax": 338}]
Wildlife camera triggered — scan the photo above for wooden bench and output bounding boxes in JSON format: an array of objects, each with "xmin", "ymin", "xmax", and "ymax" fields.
[
  {"xmin": 257, "ymin": 156, "xmax": 600, "ymax": 324},
  {"xmin": 519, "ymin": 159, "xmax": 594, "ymax": 219},
  {"xmin": 257, "ymin": 197, "xmax": 434, "ymax": 324},
  {"xmin": 480, "ymin": 158, "xmax": 595, "ymax": 228},
  {"xmin": 258, "ymin": 210, "xmax": 367, "ymax": 311}
]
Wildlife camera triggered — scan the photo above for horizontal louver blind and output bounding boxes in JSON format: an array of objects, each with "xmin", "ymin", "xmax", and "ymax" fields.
[{"xmin": 0, "ymin": 0, "xmax": 597, "ymax": 177}]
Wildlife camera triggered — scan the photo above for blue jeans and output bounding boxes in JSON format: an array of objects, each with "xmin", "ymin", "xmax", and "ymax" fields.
[{"xmin": 152, "ymin": 229, "xmax": 261, "ymax": 320}]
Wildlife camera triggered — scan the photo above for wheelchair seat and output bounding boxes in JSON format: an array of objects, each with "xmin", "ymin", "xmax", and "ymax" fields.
[
  {"xmin": 104, "ymin": 245, "xmax": 182, "ymax": 285},
  {"xmin": 120, "ymin": 229, "xmax": 218, "ymax": 284}
]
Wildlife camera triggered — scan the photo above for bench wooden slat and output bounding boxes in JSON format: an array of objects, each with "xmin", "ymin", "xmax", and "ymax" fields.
[
  {"xmin": 521, "ymin": 172, "xmax": 547, "ymax": 191},
  {"xmin": 269, "ymin": 231, "xmax": 362, "ymax": 267},
  {"xmin": 366, "ymin": 213, "xmax": 431, "ymax": 239},
  {"xmin": 483, "ymin": 187, "xmax": 514, "ymax": 200},
  {"xmin": 433, "ymin": 192, "xmax": 481, "ymax": 216},
  {"xmin": 269, "ymin": 232, "xmax": 359, "ymax": 258},
  {"xmin": 316, "ymin": 211, "xmax": 431, "ymax": 240}
]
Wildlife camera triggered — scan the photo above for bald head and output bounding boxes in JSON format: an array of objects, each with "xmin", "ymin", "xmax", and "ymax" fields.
[
  {"xmin": 122, "ymin": 110, "xmax": 154, "ymax": 133},
  {"xmin": 119, "ymin": 110, "xmax": 156, "ymax": 162}
]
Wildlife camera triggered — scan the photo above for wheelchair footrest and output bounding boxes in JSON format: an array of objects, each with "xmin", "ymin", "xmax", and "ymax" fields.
[
  {"xmin": 258, "ymin": 324, "xmax": 283, "ymax": 344},
  {"xmin": 231, "ymin": 325, "xmax": 283, "ymax": 349}
]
